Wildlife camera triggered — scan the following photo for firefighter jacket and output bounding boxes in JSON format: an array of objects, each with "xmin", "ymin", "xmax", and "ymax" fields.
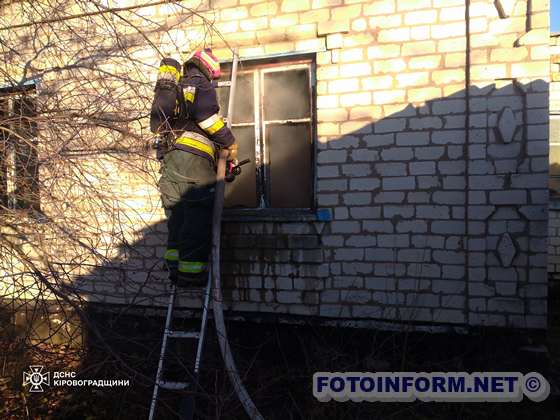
[{"xmin": 150, "ymin": 58, "xmax": 234, "ymax": 163}]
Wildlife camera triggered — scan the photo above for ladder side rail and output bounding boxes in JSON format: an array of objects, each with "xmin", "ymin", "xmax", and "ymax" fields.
[{"xmin": 148, "ymin": 285, "xmax": 177, "ymax": 420}]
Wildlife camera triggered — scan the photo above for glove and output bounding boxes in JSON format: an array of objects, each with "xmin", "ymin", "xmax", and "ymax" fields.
[{"xmin": 226, "ymin": 143, "xmax": 238, "ymax": 161}]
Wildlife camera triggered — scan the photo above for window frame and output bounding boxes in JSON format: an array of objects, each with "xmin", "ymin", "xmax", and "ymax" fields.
[
  {"xmin": 0, "ymin": 82, "xmax": 40, "ymax": 211},
  {"xmin": 219, "ymin": 54, "xmax": 319, "ymax": 220}
]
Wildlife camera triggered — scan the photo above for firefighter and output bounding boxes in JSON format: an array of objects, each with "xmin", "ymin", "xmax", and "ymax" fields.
[{"xmin": 150, "ymin": 49, "xmax": 237, "ymax": 287}]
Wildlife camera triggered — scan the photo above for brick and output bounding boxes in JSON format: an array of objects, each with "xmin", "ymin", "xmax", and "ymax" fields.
[
  {"xmin": 334, "ymin": 249, "xmax": 364, "ymax": 261},
  {"xmin": 363, "ymin": 0, "xmax": 395, "ymax": 15},
  {"xmin": 378, "ymin": 234, "xmax": 410, "ymax": 248},
  {"xmin": 373, "ymin": 192, "xmax": 405, "ymax": 204},
  {"xmin": 295, "ymin": 38, "xmax": 326, "ymax": 51},
  {"xmin": 416, "ymin": 205, "xmax": 450, "ymax": 219},
  {"xmin": 373, "ymin": 90, "xmax": 405, "ymax": 104},
  {"xmin": 270, "ymin": 14, "xmax": 298, "ymax": 27},
  {"xmin": 317, "ymin": 95, "xmax": 338, "ymax": 109},
  {"xmin": 331, "ymin": 221, "xmax": 360, "ymax": 233},
  {"xmin": 373, "ymin": 58, "xmax": 406, "ymax": 73},
  {"xmin": 404, "ymin": 9, "xmax": 437, "ymax": 25},
  {"xmin": 432, "ymin": 130, "xmax": 466, "ymax": 144},
  {"xmin": 331, "ymin": 5, "xmax": 362, "ymax": 20},
  {"xmin": 281, "ymin": 0, "xmax": 311, "ymax": 12},
  {"xmin": 384, "ymin": 205, "xmax": 414, "ymax": 218},
  {"xmin": 318, "ymin": 20, "xmax": 351, "ymax": 35},
  {"xmin": 318, "ymin": 179, "xmax": 347, "ymax": 191},
  {"xmin": 375, "ymin": 163, "xmax": 405, "ymax": 177},
  {"xmin": 369, "ymin": 14, "xmax": 402, "ymax": 29},
  {"xmin": 380, "ymin": 147, "xmax": 413, "ymax": 161},
  {"xmin": 408, "ymin": 87, "xmax": 441, "ymax": 102},
  {"xmin": 328, "ymin": 78, "xmax": 359, "ymax": 93},
  {"xmin": 350, "ymin": 178, "xmax": 381, "ymax": 191},
  {"xmin": 277, "ymin": 291, "xmax": 302, "ymax": 304},
  {"xmin": 432, "ymin": 69, "xmax": 465, "ymax": 84},
  {"xmin": 300, "ymin": 8, "xmax": 329, "ymax": 23},
  {"xmin": 350, "ymin": 149, "xmax": 378, "ymax": 161},
  {"xmin": 410, "ymin": 117, "xmax": 443, "ymax": 131},
  {"xmin": 489, "ymin": 191, "xmax": 526, "ymax": 205},
  {"xmin": 343, "ymin": 192, "xmax": 372, "ymax": 205},
  {"xmin": 382, "ymin": 176, "xmax": 415, "ymax": 190},
  {"xmin": 317, "ymin": 122, "xmax": 339, "ymax": 135},
  {"xmin": 220, "ymin": 7, "xmax": 249, "ymax": 21},
  {"xmin": 510, "ymin": 61, "xmax": 549, "ymax": 78},
  {"xmin": 318, "ymin": 150, "xmax": 347, "ymax": 163},
  {"xmin": 378, "ymin": 27, "xmax": 410, "ymax": 43},
  {"xmin": 367, "ymin": 45, "xmax": 400, "ymax": 59},
  {"xmin": 410, "ymin": 161, "xmax": 435, "ymax": 175},
  {"xmin": 342, "ymin": 164, "xmax": 372, "ymax": 177},
  {"xmin": 397, "ymin": 0, "xmax": 430, "ymax": 11},
  {"xmin": 343, "ymin": 290, "xmax": 371, "ymax": 304},
  {"xmin": 349, "ymin": 206, "xmax": 381, "ymax": 219},
  {"xmin": 345, "ymin": 235, "xmax": 377, "ymax": 248},
  {"xmin": 432, "ymin": 99, "xmax": 465, "ymax": 115},
  {"xmin": 374, "ymin": 118, "xmax": 407, "ymax": 133},
  {"xmin": 471, "ymin": 64, "xmax": 507, "ymax": 80},
  {"xmin": 249, "ymin": 2, "xmax": 277, "ymax": 16},
  {"xmin": 363, "ymin": 220, "xmax": 394, "ymax": 233},
  {"xmin": 395, "ymin": 72, "xmax": 429, "ymax": 87},
  {"xmin": 352, "ymin": 18, "xmax": 368, "ymax": 31},
  {"xmin": 408, "ymin": 55, "xmax": 441, "ymax": 70},
  {"xmin": 402, "ymin": 40, "xmax": 436, "ymax": 56},
  {"xmin": 340, "ymin": 48, "xmax": 364, "ymax": 62},
  {"xmin": 340, "ymin": 62, "xmax": 371, "ymax": 77},
  {"xmin": 439, "ymin": 6, "xmax": 465, "ymax": 21},
  {"xmin": 396, "ymin": 132, "xmax": 429, "ymax": 146},
  {"xmin": 350, "ymin": 105, "xmax": 384, "ymax": 120},
  {"xmin": 340, "ymin": 120, "xmax": 372, "ymax": 134},
  {"xmin": 516, "ymin": 29, "xmax": 548, "ymax": 46},
  {"xmin": 318, "ymin": 108, "xmax": 347, "ymax": 122},
  {"xmin": 326, "ymin": 33, "xmax": 343, "ymax": 49},
  {"xmin": 286, "ymin": 24, "xmax": 318, "ymax": 41},
  {"xmin": 364, "ymin": 133, "xmax": 394, "ymax": 147},
  {"xmin": 410, "ymin": 25, "xmax": 430, "ymax": 40}
]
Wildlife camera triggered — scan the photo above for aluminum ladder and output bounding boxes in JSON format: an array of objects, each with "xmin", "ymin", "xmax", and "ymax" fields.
[{"xmin": 148, "ymin": 51, "xmax": 239, "ymax": 420}]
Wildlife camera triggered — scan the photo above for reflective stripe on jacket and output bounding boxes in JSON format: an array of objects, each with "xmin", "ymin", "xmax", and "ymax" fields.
[{"xmin": 149, "ymin": 62, "xmax": 234, "ymax": 163}]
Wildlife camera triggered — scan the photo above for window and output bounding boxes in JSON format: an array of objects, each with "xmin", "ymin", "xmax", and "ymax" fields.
[
  {"xmin": 217, "ymin": 57, "xmax": 315, "ymax": 210},
  {"xmin": 0, "ymin": 84, "xmax": 40, "ymax": 211}
]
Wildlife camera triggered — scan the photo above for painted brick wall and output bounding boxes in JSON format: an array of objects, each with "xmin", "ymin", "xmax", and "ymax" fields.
[
  {"xmin": 0, "ymin": 0, "xmax": 551, "ymax": 330},
  {"xmin": 548, "ymin": 33, "xmax": 560, "ymax": 331}
]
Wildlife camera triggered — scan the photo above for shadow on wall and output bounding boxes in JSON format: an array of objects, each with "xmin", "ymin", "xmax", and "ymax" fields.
[{"xmin": 73, "ymin": 78, "xmax": 549, "ymax": 330}]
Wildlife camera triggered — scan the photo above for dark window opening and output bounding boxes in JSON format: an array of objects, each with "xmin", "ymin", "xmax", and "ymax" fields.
[
  {"xmin": 0, "ymin": 85, "xmax": 40, "ymax": 211},
  {"xmin": 217, "ymin": 58, "xmax": 315, "ymax": 210}
]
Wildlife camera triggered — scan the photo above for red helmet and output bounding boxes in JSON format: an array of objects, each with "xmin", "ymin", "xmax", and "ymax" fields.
[{"xmin": 185, "ymin": 48, "xmax": 221, "ymax": 80}]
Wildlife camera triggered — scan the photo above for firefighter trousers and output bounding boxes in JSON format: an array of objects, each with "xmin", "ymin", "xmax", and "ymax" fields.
[{"xmin": 158, "ymin": 149, "xmax": 216, "ymax": 284}]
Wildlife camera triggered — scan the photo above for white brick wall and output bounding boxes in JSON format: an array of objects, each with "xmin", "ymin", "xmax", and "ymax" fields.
[{"xmin": 0, "ymin": 0, "xmax": 551, "ymax": 331}]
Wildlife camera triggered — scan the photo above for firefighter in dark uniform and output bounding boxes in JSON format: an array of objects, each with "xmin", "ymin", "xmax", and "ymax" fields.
[{"xmin": 150, "ymin": 49, "xmax": 236, "ymax": 286}]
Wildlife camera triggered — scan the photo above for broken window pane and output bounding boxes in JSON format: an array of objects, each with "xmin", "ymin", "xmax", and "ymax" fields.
[
  {"xmin": 267, "ymin": 123, "xmax": 312, "ymax": 208},
  {"xmin": 263, "ymin": 69, "xmax": 310, "ymax": 121},
  {"xmin": 215, "ymin": 73, "xmax": 254, "ymax": 124},
  {"xmin": 225, "ymin": 125, "xmax": 258, "ymax": 208}
]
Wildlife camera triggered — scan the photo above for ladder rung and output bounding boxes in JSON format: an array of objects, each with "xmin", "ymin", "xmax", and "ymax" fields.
[
  {"xmin": 217, "ymin": 81, "xmax": 231, "ymax": 87},
  {"xmin": 166, "ymin": 330, "xmax": 200, "ymax": 339},
  {"xmin": 158, "ymin": 380, "xmax": 190, "ymax": 390}
]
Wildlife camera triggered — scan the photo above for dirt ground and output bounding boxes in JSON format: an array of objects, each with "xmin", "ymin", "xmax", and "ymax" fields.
[{"xmin": 1, "ymin": 302, "xmax": 559, "ymax": 420}]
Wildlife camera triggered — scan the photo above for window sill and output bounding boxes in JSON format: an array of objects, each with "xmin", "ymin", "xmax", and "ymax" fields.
[{"xmin": 222, "ymin": 208, "xmax": 332, "ymax": 222}]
